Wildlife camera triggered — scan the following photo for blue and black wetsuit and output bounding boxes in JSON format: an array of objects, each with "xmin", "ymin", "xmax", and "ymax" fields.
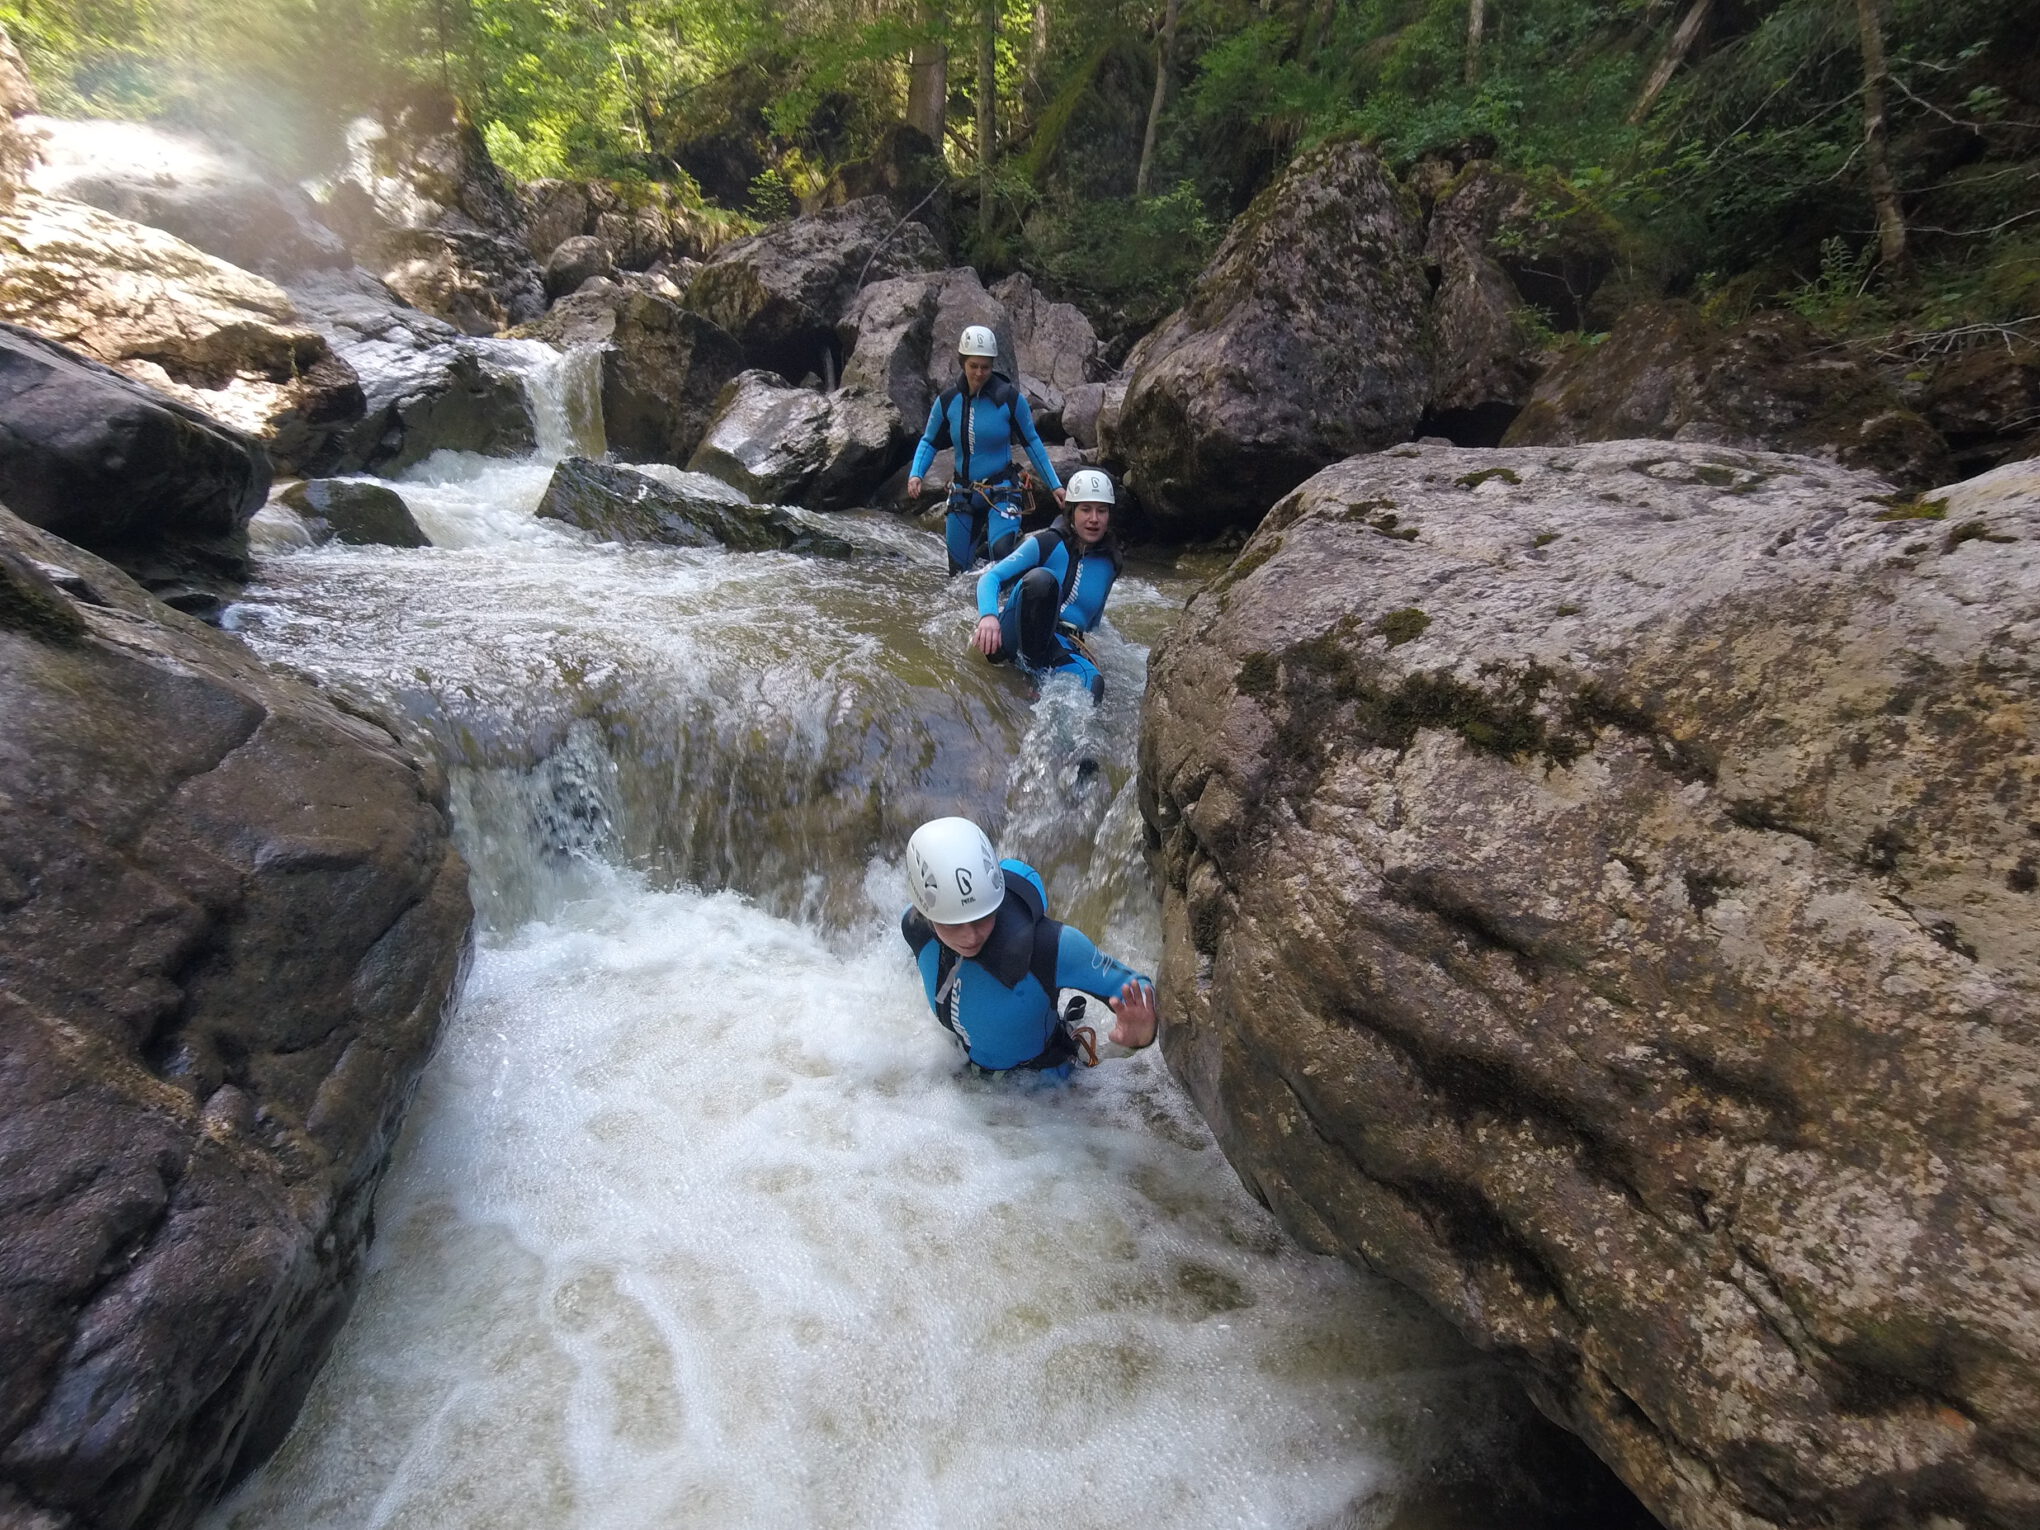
[
  {"xmin": 902, "ymin": 859, "xmax": 1149, "ymax": 1078},
  {"xmin": 975, "ymin": 519, "xmax": 1122, "ymax": 702},
  {"xmin": 910, "ymin": 373, "xmax": 1062, "ymax": 574}
]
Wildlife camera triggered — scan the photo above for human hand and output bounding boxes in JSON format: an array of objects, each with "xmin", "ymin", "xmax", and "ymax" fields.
[
  {"xmin": 1053, "ymin": 486, "xmax": 1067, "ymax": 508},
  {"xmin": 1107, "ymin": 980, "xmax": 1158, "ymax": 1049},
  {"xmin": 907, "ymin": 476, "xmax": 924, "ymax": 499},
  {"xmin": 972, "ymin": 615, "xmax": 1003, "ymax": 655}
]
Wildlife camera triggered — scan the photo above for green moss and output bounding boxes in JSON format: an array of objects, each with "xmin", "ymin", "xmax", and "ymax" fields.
[
  {"xmin": 0, "ymin": 554, "xmax": 88, "ymax": 644},
  {"xmin": 1873, "ymin": 496, "xmax": 1949, "ymax": 522},
  {"xmin": 1375, "ymin": 607, "xmax": 1429, "ymax": 646},
  {"xmin": 1455, "ymin": 467, "xmax": 1522, "ymax": 490},
  {"xmin": 1944, "ymin": 519, "xmax": 2016, "ymax": 550},
  {"xmin": 1209, "ymin": 537, "xmax": 1281, "ymax": 604},
  {"xmin": 1533, "ymin": 531, "xmax": 1560, "ymax": 547},
  {"xmin": 1235, "ymin": 651, "xmax": 1279, "ymax": 697},
  {"xmin": 1695, "ymin": 465, "xmax": 1739, "ymax": 487},
  {"xmin": 1555, "ymin": 602, "xmax": 1581, "ymax": 616}
]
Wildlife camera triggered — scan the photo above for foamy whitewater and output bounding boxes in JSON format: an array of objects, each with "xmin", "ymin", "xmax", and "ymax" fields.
[{"xmin": 203, "ymin": 348, "xmax": 1516, "ymax": 1530}]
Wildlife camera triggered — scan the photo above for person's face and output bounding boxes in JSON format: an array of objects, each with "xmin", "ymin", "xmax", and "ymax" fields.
[
  {"xmin": 1070, "ymin": 500, "xmax": 1110, "ymax": 544},
  {"xmin": 933, "ymin": 912, "xmax": 996, "ymax": 958},
  {"xmin": 962, "ymin": 355, "xmax": 993, "ymax": 391}
]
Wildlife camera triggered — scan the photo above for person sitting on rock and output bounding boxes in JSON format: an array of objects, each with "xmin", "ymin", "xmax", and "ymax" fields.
[
  {"xmin": 970, "ymin": 467, "xmax": 1123, "ymax": 703},
  {"xmin": 901, "ymin": 815, "xmax": 1158, "ymax": 1079},
  {"xmin": 906, "ymin": 324, "xmax": 1064, "ymax": 574}
]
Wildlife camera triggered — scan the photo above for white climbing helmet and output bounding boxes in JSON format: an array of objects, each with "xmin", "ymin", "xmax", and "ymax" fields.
[
  {"xmin": 1066, "ymin": 468, "xmax": 1116, "ymax": 505},
  {"xmin": 958, "ymin": 324, "xmax": 999, "ymax": 358},
  {"xmin": 905, "ymin": 816, "xmax": 1006, "ymax": 924}
]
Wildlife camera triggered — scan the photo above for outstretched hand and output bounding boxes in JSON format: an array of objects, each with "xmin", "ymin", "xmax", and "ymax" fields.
[
  {"xmin": 1107, "ymin": 980, "xmax": 1158, "ymax": 1049},
  {"xmin": 972, "ymin": 615, "xmax": 1003, "ymax": 655}
]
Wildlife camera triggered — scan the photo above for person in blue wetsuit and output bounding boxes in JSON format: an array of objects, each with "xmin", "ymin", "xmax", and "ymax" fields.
[
  {"xmin": 900, "ymin": 816, "xmax": 1158, "ymax": 1078},
  {"xmin": 907, "ymin": 324, "xmax": 1065, "ymax": 574},
  {"xmin": 971, "ymin": 467, "xmax": 1123, "ymax": 703}
]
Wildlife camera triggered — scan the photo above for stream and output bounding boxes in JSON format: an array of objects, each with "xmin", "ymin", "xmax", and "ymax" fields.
[{"xmin": 199, "ymin": 346, "xmax": 1542, "ymax": 1530}]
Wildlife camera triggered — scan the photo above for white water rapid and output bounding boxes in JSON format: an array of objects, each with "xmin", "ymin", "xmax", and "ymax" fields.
[{"xmin": 204, "ymin": 347, "xmax": 1535, "ymax": 1530}]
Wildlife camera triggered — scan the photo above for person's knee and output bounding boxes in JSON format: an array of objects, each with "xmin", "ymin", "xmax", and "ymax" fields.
[
  {"xmin": 988, "ymin": 529, "xmax": 1020, "ymax": 561},
  {"xmin": 1019, "ymin": 567, "xmax": 1058, "ymax": 601}
]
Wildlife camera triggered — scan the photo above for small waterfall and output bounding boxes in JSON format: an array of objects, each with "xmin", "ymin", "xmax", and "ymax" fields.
[{"xmin": 523, "ymin": 341, "xmax": 608, "ymax": 461}]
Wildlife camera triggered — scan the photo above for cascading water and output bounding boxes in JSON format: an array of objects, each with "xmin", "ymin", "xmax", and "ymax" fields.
[{"xmin": 207, "ymin": 346, "xmax": 1546, "ymax": 1529}]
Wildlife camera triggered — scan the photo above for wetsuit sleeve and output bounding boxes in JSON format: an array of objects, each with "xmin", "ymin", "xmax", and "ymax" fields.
[
  {"xmin": 1011, "ymin": 393, "xmax": 1061, "ymax": 490},
  {"xmin": 1053, "ymin": 924, "xmax": 1150, "ymax": 999},
  {"xmin": 976, "ymin": 532, "xmax": 1045, "ymax": 616},
  {"xmin": 909, "ymin": 396, "xmax": 945, "ymax": 480}
]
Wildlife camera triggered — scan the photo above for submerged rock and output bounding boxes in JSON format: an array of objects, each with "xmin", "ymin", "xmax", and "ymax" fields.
[
  {"xmin": 688, "ymin": 370, "xmax": 899, "ymax": 509},
  {"xmin": 1116, "ymin": 141, "xmax": 1433, "ymax": 538},
  {"xmin": 534, "ymin": 455, "xmax": 851, "ymax": 555},
  {"xmin": 1504, "ymin": 302, "xmax": 1951, "ymax": 489},
  {"xmin": 278, "ymin": 479, "xmax": 429, "ymax": 548},
  {"xmin": 1141, "ymin": 440, "xmax": 2040, "ymax": 1530},
  {"xmin": 0, "ymin": 322, "xmax": 269, "ymax": 602},
  {"xmin": 0, "ymin": 503, "xmax": 470, "ymax": 1530}
]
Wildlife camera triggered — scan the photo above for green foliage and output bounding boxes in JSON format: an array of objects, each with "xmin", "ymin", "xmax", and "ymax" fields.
[{"xmin": 1024, "ymin": 179, "xmax": 1222, "ymax": 341}]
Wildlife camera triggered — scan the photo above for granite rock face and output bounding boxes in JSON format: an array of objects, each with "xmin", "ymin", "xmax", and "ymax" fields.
[
  {"xmin": 1504, "ymin": 302, "xmax": 1951, "ymax": 490},
  {"xmin": 684, "ymin": 196, "xmax": 942, "ymax": 380},
  {"xmin": 23, "ymin": 115, "xmax": 349, "ymax": 279},
  {"xmin": 1115, "ymin": 141, "xmax": 1433, "ymax": 538},
  {"xmin": 688, "ymin": 370, "xmax": 900, "ymax": 509},
  {"xmin": 316, "ymin": 90, "xmax": 545, "ymax": 336},
  {"xmin": 0, "ymin": 323, "xmax": 270, "ymax": 601},
  {"xmin": 990, "ymin": 271, "xmax": 1106, "ymax": 394},
  {"xmin": 1141, "ymin": 441, "xmax": 2040, "ymax": 1530},
  {"xmin": 0, "ymin": 503, "xmax": 470, "ymax": 1530}
]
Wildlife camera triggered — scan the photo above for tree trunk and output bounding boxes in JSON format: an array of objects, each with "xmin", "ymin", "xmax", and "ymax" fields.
[
  {"xmin": 1465, "ymin": 0, "xmax": 1486, "ymax": 87},
  {"xmin": 1854, "ymin": 0, "xmax": 1907, "ymax": 267},
  {"xmin": 1628, "ymin": 0, "xmax": 1714, "ymax": 125},
  {"xmin": 907, "ymin": 40, "xmax": 947, "ymax": 144},
  {"xmin": 977, "ymin": 0, "xmax": 997, "ymax": 236},
  {"xmin": 1135, "ymin": 0, "xmax": 1183, "ymax": 197}
]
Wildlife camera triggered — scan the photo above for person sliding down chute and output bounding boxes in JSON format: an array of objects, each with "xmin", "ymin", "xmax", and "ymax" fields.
[
  {"xmin": 970, "ymin": 467, "xmax": 1122, "ymax": 703},
  {"xmin": 906, "ymin": 325, "xmax": 1065, "ymax": 574},
  {"xmin": 900, "ymin": 816, "xmax": 1158, "ymax": 1079}
]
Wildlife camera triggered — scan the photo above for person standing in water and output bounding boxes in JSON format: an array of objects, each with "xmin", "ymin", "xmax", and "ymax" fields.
[
  {"xmin": 901, "ymin": 816, "xmax": 1158, "ymax": 1078},
  {"xmin": 906, "ymin": 325, "xmax": 1065, "ymax": 574},
  {"xmin": 970, "ymin": 468, "xmax": 1123, "ymax": 703}
]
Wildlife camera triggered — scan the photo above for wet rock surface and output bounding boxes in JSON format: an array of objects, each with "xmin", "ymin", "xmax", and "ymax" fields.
[
  {"xmin": 1142, "ymin": 441, "xmax": 2040, "ymax": 1530},
  {"xmin": 517, "ymin": 286, "xmax": 742, "ymax": 464},
  {"xmin": 278, "ymin": 479, "xmax": 428, "ymax": 548},
  {"xmin": 688, "ymin": 369, "xmax": 899, "ymax": 509},
  {"xmin": 684, "ymin": 195, "xmax": 942, "ymax": 380},
  {"xmin": 284, "ymin": 268, "xmax": 535, "ymax": 474},
  {"xmin": 0, "ymin": 503, "xmax": 470, "ymax": 1530},
  {"xmin": 534, "ymin": 455, "xmax": 851, "ymax": 555},
  {"xmin": 1504, "ymin": 302, "xmax": 1951, "ymax": 489},
  {"xmin": 0, "ymin": 323, "xmax": 269, "ymax": 598},
  {"xmin": 1116, "ymin": 141, "xmax": 1433, "ymax": 538}
]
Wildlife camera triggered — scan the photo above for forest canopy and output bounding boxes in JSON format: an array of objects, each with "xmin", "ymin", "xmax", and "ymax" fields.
[{"xmin": 5, "ymin": 0, "xmax": 2035, "ymax": 345}]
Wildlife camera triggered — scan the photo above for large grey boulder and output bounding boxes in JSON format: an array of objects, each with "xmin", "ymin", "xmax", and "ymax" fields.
[
  {"xmin": 0, "ymin": 190, "xmax": 365, "ymax": 478},
  {"xmin": 284, "ymin": 268, "xmax": 535, "ymax": 474},
  {"xmin": 0, "ymin": 323, "xmax": 269, "ymax": 601},
  {"xmin": 516, "ymin": 286, "xmax": 742, "ymax": 464},
  {"xmin": 1116, "ymin": 141, "xmax": 1433, "ymax": 539},
  {"xmin": 541, "ymin": 234, "xmax": 615, "ymax": 299},
  {"xmin": 0, "ymin": 503, "xmax": 470, "ymax": 1530},
  {"xmin": 1141, "ymin": 441, "xmax": 2040, "ymax": 1530},
  {"xmin": 517, "ymin": 177, "xmax": 721, "ymax": 272},
  {"xmin": 989, "ymin": 272, "xmax": 1105, "ymax": 394},
  {"xmin": 836, "ymin": 266, "xmax": 1021, "ymax": 437},
  {"xmin": 684, "ymin": 196, "xmax": 942, "ymax": 379},
  {"xmin": 23, "ymin": 115, "xmax": 349, "ymax": 278},
  {"xmin": 316, "ymin": 89, "xmax": 545, "ymax": 336},
  {"xmin": 535, "ymin": 455, "xmax": 851, "ymax": 555},
  {"xmin": 688, "ymin": 370, "xmax": 900, "ymax": 509},
  {"xmin": 1504, "ymin": 301, "xmax": 1951, "ymax": 490}
]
